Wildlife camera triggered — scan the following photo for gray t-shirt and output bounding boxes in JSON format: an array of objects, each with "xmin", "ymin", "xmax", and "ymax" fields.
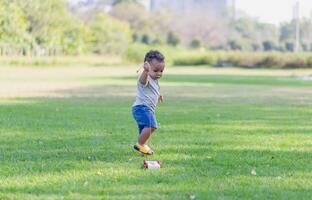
[{"xmin": 132, "ymin": 72, "xmax": 160, "ymax": 112}]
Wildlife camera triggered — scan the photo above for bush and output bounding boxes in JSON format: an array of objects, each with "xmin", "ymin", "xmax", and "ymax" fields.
[
  {"xmin": 124, "ymin": 43, "xmax": 188, "ymax": 64},
  {"xmin": 256, "ymin": 54, "xmax": 285, "ymax": 68},
  {"xmin": 124, "ymin": 43, "xmax": 149, "ymax": 63},
  {"xmin": 228, "ymin": 40, "xmax": 243, "ymax": 51},
  {"xmin": 262, "ymin": 41, "xmax": 276, "ymax": 51},
  {"xmin": 172, "ymin": 51, "xmax": 312, "ymax": 69},
  {"xmin": 225, "ymin": 53, "xmax": 263, "ymax": 68},
  {"xmin": 306, "ymin": 56, "xmax": 312, "ymax": 68},
  {"xmin": 141, "ymin": 34, "xmax": 151, "ymax": 45},
  {"xmin": 285, "ymin": 42, "xmax": 294, "ymax": 52},
  {"xmin": 173, "ymin": 52, "xmax": 217, "ymax": 66},
  {"xmin": 283, "ymin": 55, "xmax": 307, "ymax": 68},
  {"xmin": 190, "ymin": 39, "xmax": 201, "ymax": 49},
  {"xmin": 167, "ymin": 31, "xmax": 180, "ymax": 46}
]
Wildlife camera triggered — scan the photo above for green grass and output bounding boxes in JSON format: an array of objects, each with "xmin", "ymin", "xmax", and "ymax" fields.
[{"xmin": 1, "ymin": 66, "xmax": 312, "ymax": 199}]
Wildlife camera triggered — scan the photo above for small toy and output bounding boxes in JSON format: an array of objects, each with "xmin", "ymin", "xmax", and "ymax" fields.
[{"xmin": 143, "ymin": 160, "xmax": 161, "ymax": 169}]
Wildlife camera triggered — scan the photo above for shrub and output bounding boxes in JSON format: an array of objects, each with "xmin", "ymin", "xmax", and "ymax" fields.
[
  {"xmin": 285, "ymin": 42, "xmax": 294, "ymax": 52},
  {"xmin": 124, "ymin": 43, "xmax": 187, "ymax": 64},
  {"xmin": 262, "ymin": 41, "xmax": 276, "ymax": 51},
  {"xmin": 283, "ymin": 55, "xmax": 307, "ymax": 68},
  {"xmin": 172, "ymin": 51, "xmax": 312, "ymax": 69},
  {"xmin": 167, "ymin": 31, "xmax": 180, "ymax": 46},
  {"xmin": 141, "ymin": 34, "xmax": 151, "ymax": 45},
  {"xmin": 124, "ymin": 43, "xmax": 149, "ymax": 63},
  {"xmin": 173, "ymin": 52, "xmax": 217, "ymax": 66},
  {"xmin": 190, "ymin": 39, "xmax": 201, "ymax": 49}
]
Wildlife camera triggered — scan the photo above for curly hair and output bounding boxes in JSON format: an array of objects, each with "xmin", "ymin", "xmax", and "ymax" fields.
[{"xmin": 144, "ymin": 50, "xmax": 165, "ymax": 63}]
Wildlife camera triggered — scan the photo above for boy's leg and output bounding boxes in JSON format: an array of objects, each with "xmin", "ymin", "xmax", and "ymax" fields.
[
  {"xmin": 134, "ymin": 127, "xmax": 155, "ymax": 155},
  {"xmin": 138, "ymin": 127, "xmax": 155, "ymax": 145}
]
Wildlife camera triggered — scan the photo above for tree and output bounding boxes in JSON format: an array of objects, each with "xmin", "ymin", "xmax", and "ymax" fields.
[
  {"xmin": 190, "ymin": 39, "xmax": 201, "ymax": 48},
  {"xmin": 12, "ymin": 0, "xmax": 95, "ymax": 55},
  {"xmin": 228, "ymin": 16, "xmax": 279, "ymax": 51},
  {"xmin": 170, "ymin": 10, "xmax": 227, "ymax": 47},
  {"xmin": 167, "ymin": 31, "xmax": 180, "ymax": 46},
  {"xmin": 62, "ymin": 22, "xmax": 93, "ymax": 55},
  {"xmin": 0, "ymin": 1, "xmax": 31, "ymax": 55},
  {"xmin": 280, "ymin": 18, "xmax": 312, "ymax": 46},
  {"xmin": 141, "ymin": 34, "xmax": 151, "ymax": 44},
  {"xmin": 262, "ymin": 41, "xmax": 276, "ymax": 51},
  {"xmin": 16, "ymin": 0, "xmax": 68, "ymax": 46},
  {"xmin": 228, "ymin": 40, "xmax": 243, "ymax": 50},
  {"xmin": 0, "ymin": 2, "xmax": 30, "ymax": 44},
  {"xmin": 89, "ymin": 14, "xmax": 132, "ymax": 55},
  {"xmin": 285, "ymin": 42, "xmax": 294, "ymax": 52},
  {"xmin": 279, "ymin": 21, "xmax": 296, "ymax": 42},
  {"xmin": 109, "ymin": 2, "xmax": 171, "ymax": 44},
  {"xmin": 109, "ymin": 3, "xmax": 150, "ymax": 34}
]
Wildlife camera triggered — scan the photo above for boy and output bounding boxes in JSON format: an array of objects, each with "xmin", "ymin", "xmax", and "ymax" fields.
[{"xmin": 132, "ymin": 50, "xmax": 165, "ymax": 155}]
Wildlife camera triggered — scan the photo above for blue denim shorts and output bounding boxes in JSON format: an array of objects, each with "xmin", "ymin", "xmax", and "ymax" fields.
[{"xmin": 132, "ymin": 105, "xmax": 157, "ymax": 134}]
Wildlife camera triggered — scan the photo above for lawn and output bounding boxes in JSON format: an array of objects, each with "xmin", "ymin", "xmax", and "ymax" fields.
[{"xmin": 0, "ymin": 66, "xmax": 312, "ymax": 199}]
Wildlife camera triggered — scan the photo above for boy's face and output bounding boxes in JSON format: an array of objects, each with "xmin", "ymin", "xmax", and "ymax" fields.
[{"xmin": 148, "ymin": 59, "xmax": 165, "ymax": 80}]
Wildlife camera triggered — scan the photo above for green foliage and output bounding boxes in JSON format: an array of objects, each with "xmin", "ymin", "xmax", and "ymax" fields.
[
  {"xmin": 124, "ymin": 43, "xmax": 190, "ymax": 64},
  {"xmin": 89, "ymin": 14, "xmax": 132, "ymax": 55},
  {"xmin": 124, "ymin": 43, "xmax": 150, "ymax": 62},
  {"xmin": 167, "ymin": 31, "xmax": 180, "ymax": 46},
  {"xmin": 190, "ymin": 39, "xmax": 201, "ymax": 49},
  {"xmin": 173, "ymin": 52, "xmax": 217, "ymax": 66},
  {"xmin": 109, "ymin": 2, "xmax": 155, "ymax": 45},
  {"xmin": 227, "ymin": 17, "xmax": 279, "ymax": 51},
  {"xmin": 251, "ymin": 42, "xmax": 262, "ymax": 51},
  {"xmin": 141, "ymin": 34, "xmax": 151, "ymax": 44},
  {"xmin": 0, "ymin": 1, "xmax": 30, "ymax": 44},
  {"xmin": 279, "ymin": 18, "xmax": 312, "ymax": 53},
  {"xmin": 262, "ymin": 41, "xmax": 277, "ymax": 51},
  {"xmin": 17, "ymin": 0, "xmax": 71, "ymax": 46},
  {"xmin": 301, "ymin": 41, "xmax": 310, "ymax": 52},
  {"xmin": 0, "ymin": 1, "xmax": 132, "ymax": 56},
  {"xmin": 172, "ymin": 52, "xmax": 312, "ymax": 68},
  {"xmin": 2, "ymin": 1, "xmax": 312, "ymax": 56},
  {"xmin": 284, "ymin": 42, "xmax": 294, "ymax": 52},
  {"xmin": 279, "ymin": 21, "xmax": 295, "ymax": 42},
  {"xmin": 228, "ymin": 40, "xmax": 243, "ymax": 51},
  {"xmin": 0, "ymin": 55, "xmax": 123, "ymax": 66},
  {"xmin": 62, "ymin": 22, "xmax": 93, "ymax": 55}
]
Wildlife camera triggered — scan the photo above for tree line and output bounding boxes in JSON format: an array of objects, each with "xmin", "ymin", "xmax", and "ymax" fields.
[{"xmin": 1, "ymin": 0, "xmax": 312, "ymax": 56}]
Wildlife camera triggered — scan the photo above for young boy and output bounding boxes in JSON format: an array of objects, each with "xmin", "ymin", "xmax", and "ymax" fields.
[{"xmin": 132, "ymin": 50, "xmax": 165, "ymax": 155}]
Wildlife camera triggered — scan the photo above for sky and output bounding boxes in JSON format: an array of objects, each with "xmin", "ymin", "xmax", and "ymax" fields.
[{"xmin": 236, "ymin": 0, "xmax": 312, "ymax": 24}]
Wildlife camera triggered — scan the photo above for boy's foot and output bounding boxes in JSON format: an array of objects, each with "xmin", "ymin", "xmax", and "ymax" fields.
[
  {"xmin": 143, "ymin": 144, "xmax": 154, "ymax": 154},
  {"xmin": 134, "ymin": 143, "xmax": 153, "ymax": 155}
]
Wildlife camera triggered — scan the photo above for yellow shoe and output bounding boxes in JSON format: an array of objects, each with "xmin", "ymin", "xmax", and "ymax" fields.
[
  {"xmin": 134, "ymin": 143, "xmax": 153, "ymax": 155},
  {"xmin": 143, "ymin": 144, "xmax": 154, "ymax": 154}
]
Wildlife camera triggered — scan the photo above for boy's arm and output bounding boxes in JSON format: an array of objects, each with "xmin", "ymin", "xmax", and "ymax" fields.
[{"xmin": 139, "ymin": 62, "xmax": 150, "ymax": 85}]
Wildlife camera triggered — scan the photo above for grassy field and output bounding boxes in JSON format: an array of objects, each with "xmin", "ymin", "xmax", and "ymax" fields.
[{"xmin": 0, "ymin": 66, "xmax": 312, "ymax": 199}]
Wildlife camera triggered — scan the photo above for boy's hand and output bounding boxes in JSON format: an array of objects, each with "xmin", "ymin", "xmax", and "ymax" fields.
[
  {"xmin": 143, "ymin": 61, "xmax": 151, "ymax": 72},
  {"xmin": 158, "ymin": 95, "xmax": 163, "ymax": 103}
]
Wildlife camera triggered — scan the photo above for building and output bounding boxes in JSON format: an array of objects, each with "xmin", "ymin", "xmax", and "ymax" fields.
[
  {"xmin": 147, "ymin": 0, "xmax": 229, "ymax": 15},
  {"xmin": 68, "ymin": 0, "xmax": 231, "ymax": 16}
]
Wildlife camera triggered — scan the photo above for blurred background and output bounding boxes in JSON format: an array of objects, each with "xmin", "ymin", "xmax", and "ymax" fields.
[{"xmin": 1, "ymin": 0, "xmax": 312, "ymax": 68}]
